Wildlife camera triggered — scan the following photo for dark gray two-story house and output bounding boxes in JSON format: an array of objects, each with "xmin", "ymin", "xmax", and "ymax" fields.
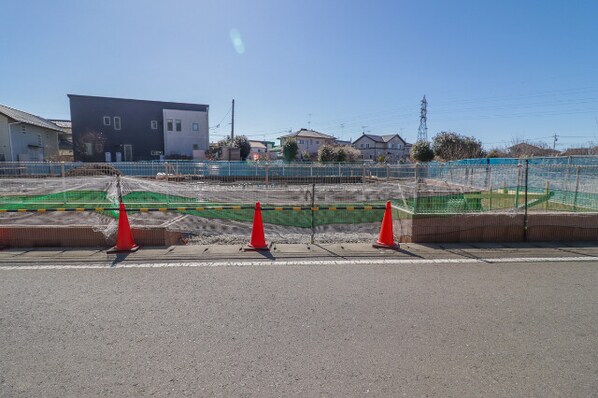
[{"xmin": 68, "ymin": 94, "xmax": 209, "ymax": 162}]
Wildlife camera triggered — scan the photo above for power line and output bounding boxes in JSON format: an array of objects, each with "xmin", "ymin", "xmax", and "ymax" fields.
[
  {"xmin": 209, "ymin": 105, "xmax": 232, "ymax": 130},
  {"xmin": 216, "ymin": 85, "xmax": 598, "ymax": 143}
]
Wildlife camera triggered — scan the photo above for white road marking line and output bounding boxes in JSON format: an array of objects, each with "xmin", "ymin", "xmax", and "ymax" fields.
[{"xmin": 0, "ymin": 256, "xmax": 596, "ymax": 270}]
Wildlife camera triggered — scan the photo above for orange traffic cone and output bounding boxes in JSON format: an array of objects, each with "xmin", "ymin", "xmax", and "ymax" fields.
[
  {"xmin": 108, "ymin": 202, "xmax": 139, "ymax": 253},
  {"xmin": 245, "ymin": 202, "xmax": 269, "ymax": 251},
  {"xmin": 373, "ymin": 201, "xmax": 399, "ymax": 249}
]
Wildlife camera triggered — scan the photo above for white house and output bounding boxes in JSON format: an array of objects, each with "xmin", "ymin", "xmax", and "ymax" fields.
[
  {"xmin": 278, "ymin": 128, "xmax": 337, "ymax": 157},
  {"xmin": 0, "ymin": 104, "xmax": 63, "ymax": 161},
  {"xmin": 352, "ymin": 133, "xmax": 410, "ymax": 162}
]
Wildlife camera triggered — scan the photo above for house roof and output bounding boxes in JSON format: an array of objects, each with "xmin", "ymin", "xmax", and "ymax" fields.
[
  {"xmin": 0, "ymin": 104, "xmax": 64, "ymax": 132},
  {"xmin": 361, "ymin": 134, "xmax": 385, "ymax": 143},
  {"xmin": 68, "ymin": 94, "xmax": 209, "ymax": 109},
  {"xmin": 49, "ymin": 119, "xmax": 72, "ymax": 129},
  {"xmin": 381, "ymin": 134, "xmax": 407, "ymax": 144},
  {"xmin": 354, "ymin": 133, "xmax": 408, "ymax": 145},
  {"xmin": 249, "ymin": 140, "xmax": 267, "ymax": 149},
  {"xmin": 278, "ymin": 128, "xmax": 335, "ymax": 140}
]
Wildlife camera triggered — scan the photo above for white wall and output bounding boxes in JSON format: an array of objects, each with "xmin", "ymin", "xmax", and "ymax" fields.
[
  {"xmin": 354, "ymin": 136, "xmax": 383, "ymax": 160},
  {"xmin": 0, "ymin": 115, "xmax": 10, "ymax": 161},
  {"xmin": 385, "ymin": 136, "xmax": 409, "ymax": 161},
  {"xmin": 7, "ymin": 123, "xmax": 59, "ymax": 161},
  {"xmin": 162, "ymin": 109, "xmax": 209, "ymax": 157}
]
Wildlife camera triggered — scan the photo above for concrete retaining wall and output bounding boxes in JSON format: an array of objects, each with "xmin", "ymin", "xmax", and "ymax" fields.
[
  {"xmin": 397, "ymin": 212, "xmax": 598, "ymax": 243},
  {"xmin": 0, "ymin": 226, "xmax": 183, "ymax": 248},
  {"xmin": 1, "ymin": 213, "xmax": 597, "ymax": 247}
]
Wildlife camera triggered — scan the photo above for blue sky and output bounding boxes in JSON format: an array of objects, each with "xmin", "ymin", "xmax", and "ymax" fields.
[{"xmin": 1, "ymin": 0, "xmax": 598, "ymax": 149}]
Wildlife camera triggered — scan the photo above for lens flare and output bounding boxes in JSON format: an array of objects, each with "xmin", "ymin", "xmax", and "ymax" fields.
[{"xmin": 229, "ymin": 28, "xmax": 245, "ymax": 54}]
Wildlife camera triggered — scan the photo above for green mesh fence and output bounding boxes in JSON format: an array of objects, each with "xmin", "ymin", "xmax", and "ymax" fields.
[{"xmin": 0, "ymin": 189, "xmax": 386, "ymax": 228}]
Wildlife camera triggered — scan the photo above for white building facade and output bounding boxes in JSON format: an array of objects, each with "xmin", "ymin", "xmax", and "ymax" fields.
[{"xmin": 162, "ymin": 109, "xmax": 209, "ymax": 158}]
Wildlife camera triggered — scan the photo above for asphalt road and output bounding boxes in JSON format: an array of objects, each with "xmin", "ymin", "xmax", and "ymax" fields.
[{"xmin": 1, "ymin": 261, "xmax": 597, "ymax": 397}]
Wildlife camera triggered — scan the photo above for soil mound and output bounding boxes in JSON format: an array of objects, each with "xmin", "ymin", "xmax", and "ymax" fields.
[{"xmin": 65, "ymin": 164, "xmax": 121, "ymax": 177}]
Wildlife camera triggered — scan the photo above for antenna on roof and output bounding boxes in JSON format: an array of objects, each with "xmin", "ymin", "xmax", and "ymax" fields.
[{"xmin": 308, "ymin": 113, "xmax": 312, "ymax": 130}]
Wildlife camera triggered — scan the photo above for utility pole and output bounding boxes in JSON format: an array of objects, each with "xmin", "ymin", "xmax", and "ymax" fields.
[
  {"xmin": 231, "ymin": 99, "xmax": 235, "ymax": 140},
  {"xmin": 553, "ymin": 133, "xmax": 558, "ymax": 151}
]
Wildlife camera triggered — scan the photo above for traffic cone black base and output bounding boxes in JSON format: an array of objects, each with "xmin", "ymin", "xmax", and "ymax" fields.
[
  {"xmin": 243, "ymin": 244, "xmax": 270, "ymax": 252},
  {"xmin": 107, "ymin": 244, "xmax": 140, "ymax": 254},
  {"xmin": 372, "ymin": 242, "xmax": 400, "ymax": 250}
]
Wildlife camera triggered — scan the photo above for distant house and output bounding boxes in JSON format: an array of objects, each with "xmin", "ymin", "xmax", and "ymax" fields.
[
  {"xmin": 248, "ymin": 140, "xmax": 276, "ymax": 160},
  {"xmin": 560, "ymin": 147, "xmax": 598, "ymax": 156},
  {"xmin": 278, "ymin": 129, "xmax": 337, "ymax": 157},
  {"xmin": 68, "ymin": 94, "xmax": 209, "ymax": 162},
  {"xmin": 352, "ymin": 133, "xmax": 410, "ymax": 162},
  {"xmin": 508, "ymin": 143, "xmax": 559, "ymax": 158},
  {"xmin": 0, "ymin": 104, "xmax": 63, "ymax": 161},
  {"xmin": 48, "ymin": 119, "xmax": 73, "ymax": 161}
]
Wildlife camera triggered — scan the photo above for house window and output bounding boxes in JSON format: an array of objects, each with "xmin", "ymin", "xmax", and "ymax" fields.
[
  {"xmin": 84, "ymin": 142, "xmax": 93, "ymax": 156},
  {"xmin": 192, "ymin": 123, "xmax": 199, "ymax": 131},
  {"xmin": 299, "ymin": 140, "xmax": 303, "ymax": 144},
  {"xmin": 309, "ymin": 139, "xmax": 313, "ymax": 145},
  {"xmin": 366, "ymin": 144, "xmax": 370, "ymax": 148},
  {"xmin": 175, "ymin": 120, "xmax": 182, "ymax": 132},
  {"xmin": 114, "ymin": 116, "xmax": 121, "ymax": 130},
  {"xmin": 360, "ymin": 144, "xmax": 363, "ymax": 148},
  {"xmin": 369, "ymin": 154, "xmax": 373, "ymax": 159},
  {"xmin": 37, "ymin": 134, "xmax": 42, "ymax": 147},
  {"xmin": 167, "ymin": 119, "xmax": 173, "ymax": 131},
  {"xmin": 151, "ymin": 120, "xmax": 158, "ymax": 130},
  {"xmin": 103, "ymin": 116, "xmax": 111, "ymax": 126},
  {"xmin": 316, "ymin": 140, "xmax": 319, "ymax": 144},
  {"xmin": 193, "ymin": 144, "xmax": 199, "ymax": 150}
]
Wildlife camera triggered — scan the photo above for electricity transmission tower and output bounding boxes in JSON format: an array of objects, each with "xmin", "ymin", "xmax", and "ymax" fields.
[{"xmin": 417, "ymin": 95, "xmax": 428, "ymax": 142}]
